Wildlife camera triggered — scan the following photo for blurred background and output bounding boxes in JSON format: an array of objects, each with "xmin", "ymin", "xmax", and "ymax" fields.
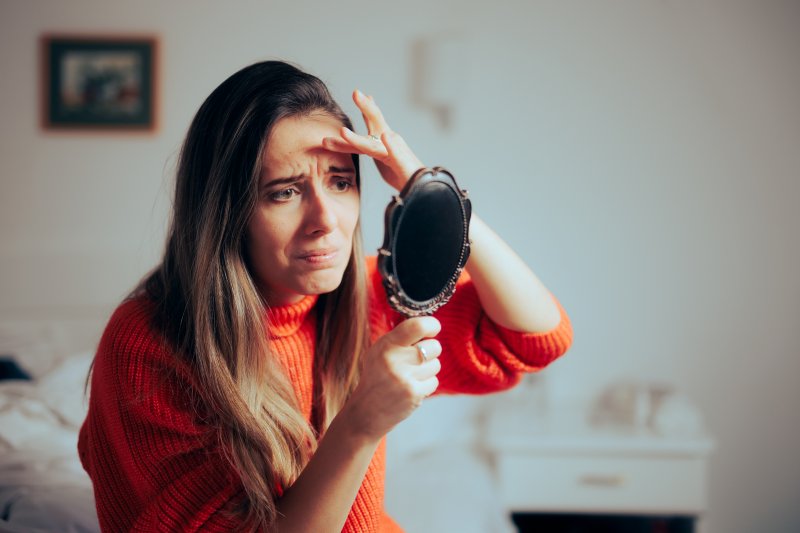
[{"xmin": 1, "ymin": 1, "xmax": 798, "ymax": 532}]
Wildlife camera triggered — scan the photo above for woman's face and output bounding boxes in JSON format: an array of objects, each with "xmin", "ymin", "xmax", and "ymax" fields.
[{"xmin": 246, "ymin": 112, "xmax": 360, "ymax": 306}]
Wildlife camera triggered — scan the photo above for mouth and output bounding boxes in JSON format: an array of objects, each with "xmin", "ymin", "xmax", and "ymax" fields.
[{"xmin": 296, "ymin": 248, "xmax": 339, "ymax": 265}]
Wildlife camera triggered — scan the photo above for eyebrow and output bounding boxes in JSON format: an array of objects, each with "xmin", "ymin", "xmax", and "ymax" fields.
[{"xmin": 261, "ymin": 165, "xmax": 356, "ymax": 189}]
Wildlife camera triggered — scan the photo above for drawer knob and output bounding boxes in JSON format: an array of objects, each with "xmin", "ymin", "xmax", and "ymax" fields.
[{"xmin": 578, "ymin": 474, "xmax": 627, "ymax": 487}]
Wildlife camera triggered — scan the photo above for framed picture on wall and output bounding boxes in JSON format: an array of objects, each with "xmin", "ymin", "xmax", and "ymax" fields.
[{"xmin": 41, "ymin": 34, "xmax": 158, "ymax": 132}]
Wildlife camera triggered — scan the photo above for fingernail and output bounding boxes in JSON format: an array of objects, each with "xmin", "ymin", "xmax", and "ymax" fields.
[{"xmin": 425, "ymin": 317, "xmax": 441, "ymax": 333}]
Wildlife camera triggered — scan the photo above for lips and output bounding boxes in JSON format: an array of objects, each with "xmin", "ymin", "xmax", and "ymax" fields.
[
  {"xmin": 295, "ymin": 248, "xmax": 340, "ymax": 267},
  {"xmin": 297, "ymin": 248, "xmax": 337, "ymax": 259}
]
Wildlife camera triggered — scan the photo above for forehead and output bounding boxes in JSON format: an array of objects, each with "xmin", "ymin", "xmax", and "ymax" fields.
[{"xmin": 262, "ymin": 113, "xmax": 352, "ymax": 178}]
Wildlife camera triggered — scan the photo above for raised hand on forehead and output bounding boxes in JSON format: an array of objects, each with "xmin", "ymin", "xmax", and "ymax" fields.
[{"xmin": 322, "ymin": 89, "xmax": 424, "ymax": 192}]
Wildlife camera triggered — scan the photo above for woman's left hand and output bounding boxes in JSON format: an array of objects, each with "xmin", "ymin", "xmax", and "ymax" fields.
[{"xmin": 322, "ymin": 89, "xmax": 423, "ymax": 191}]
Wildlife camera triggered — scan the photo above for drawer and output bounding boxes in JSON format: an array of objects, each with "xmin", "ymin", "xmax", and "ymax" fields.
[{"xmin": 495, "ymin": 454, "xmax": 707, "ymax": 514}]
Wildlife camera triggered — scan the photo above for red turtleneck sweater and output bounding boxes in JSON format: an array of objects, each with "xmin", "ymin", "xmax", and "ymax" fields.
[{"xmin": 78, "ymin": 257, "xmax": 572, "ymax": 532}]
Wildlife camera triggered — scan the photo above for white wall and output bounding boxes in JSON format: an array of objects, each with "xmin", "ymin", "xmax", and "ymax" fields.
[{"xmin": 1, "ymin": 1, "xmax": 798, "ymax": 532}]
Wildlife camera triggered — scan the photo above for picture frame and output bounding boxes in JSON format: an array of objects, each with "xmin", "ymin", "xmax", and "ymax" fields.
[{"xmin": 40, "ymin": 34, "xmax": 158, "ymax": 132}]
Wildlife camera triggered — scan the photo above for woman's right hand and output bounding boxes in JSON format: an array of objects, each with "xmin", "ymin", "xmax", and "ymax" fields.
[
  {"xmin": 274, "ymin": 317, "xmax": 441, "ymax": 531},
  {"xmin": 339, "ymin": 317, "xmax": 442, "ymax": 443}
]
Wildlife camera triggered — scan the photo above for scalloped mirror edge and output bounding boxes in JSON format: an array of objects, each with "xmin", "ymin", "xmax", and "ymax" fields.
[{"xmin": 377, "ymin": 166, "xmax": 472, "ymax": 317}]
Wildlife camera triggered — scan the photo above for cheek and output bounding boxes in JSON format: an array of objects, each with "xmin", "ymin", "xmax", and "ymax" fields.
[
  {"xmin": 247, "ymin": 212, "xmax": 291, "ymax": 263},
  {"xmin": 340, "ymin": 196, "xmax": 360, "ymax": 234}
]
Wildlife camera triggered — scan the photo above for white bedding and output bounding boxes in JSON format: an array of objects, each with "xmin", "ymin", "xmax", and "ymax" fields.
[{"xmin": 0, "ymin": 352, "xmax": 100, "ymax": 533}]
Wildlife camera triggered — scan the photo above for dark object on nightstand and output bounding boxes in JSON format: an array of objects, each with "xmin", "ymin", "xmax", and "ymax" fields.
[{"xmin": 511, "ymin": 513, "xmax": 695, "ymax": 533}]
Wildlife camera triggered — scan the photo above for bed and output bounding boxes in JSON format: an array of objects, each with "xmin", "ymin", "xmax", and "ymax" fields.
[{"xmin": 0, "ymin": 318, "xmax": 103, "ymax": 533}]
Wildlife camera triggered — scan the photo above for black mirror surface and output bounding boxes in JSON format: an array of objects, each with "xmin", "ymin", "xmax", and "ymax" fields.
[{"xmin": 378, "ymin": 167, "xmax": 471, "ymax": 317}]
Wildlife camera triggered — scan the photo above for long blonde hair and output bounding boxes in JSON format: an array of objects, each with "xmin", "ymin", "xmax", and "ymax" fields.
[{"xmin": 140, "ymin": 61, "xmax": 369, "ymax": 528}]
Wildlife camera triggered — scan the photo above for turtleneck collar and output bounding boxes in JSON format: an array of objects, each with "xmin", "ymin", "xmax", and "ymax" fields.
[{"xmin": 265, "ymin": 294, "xmax": 319, "ymax": 338}]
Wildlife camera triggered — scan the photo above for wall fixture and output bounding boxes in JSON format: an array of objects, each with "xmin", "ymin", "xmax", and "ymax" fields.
[{"xmin": 410, "ymin": 32, "xmax": 472, "ymax": 131}]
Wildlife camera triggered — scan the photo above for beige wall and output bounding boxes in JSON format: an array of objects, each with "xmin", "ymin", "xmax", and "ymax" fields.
[{"xmin": 1, "ymin": 1, "xmax": 798, "ymax": 531}]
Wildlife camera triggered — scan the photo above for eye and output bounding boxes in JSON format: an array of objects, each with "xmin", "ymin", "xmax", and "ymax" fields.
[
  {"xmin": 332, "ymin": 177, "xmax": 355, "ymax": 192},
  {"xmin": 268, "ymin": 187, "xmax": 300, "ymax": 202}
]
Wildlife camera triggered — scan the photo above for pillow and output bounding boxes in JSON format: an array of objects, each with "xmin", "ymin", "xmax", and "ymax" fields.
[
  {"xmin": 0, "ymin": 322, "xmax": 62, "ymax": 378},
  {"xmin": 37, "ymin": 351, "xmax": 94, "ymax": 429}
]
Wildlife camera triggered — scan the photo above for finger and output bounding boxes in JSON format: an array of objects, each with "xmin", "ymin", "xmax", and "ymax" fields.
[
  {"xmin": 324, "ymin": 127, "xmax": 390, "ymax": 158},
  {"xmin": 412, "ymin": 338, "xmax": 442, "ymax": 363},
  {"xmin": 342, "ymin": 127, "xmax": 390, "ymax": 157},
  {"xmin": 385, "ymin": 316, "xmax": 441, "ymax": 347},
  {"xmin": 352, "ymin": 90, "xmax": 375, "ymax": 133},
  {"xmin": 381, "ymin": 132, "xmax": 425, "ymax": 179},
  {"xmin": 416, "ymin": 376, "xmax": 440, "ymax": 398},
  {"xmin": 413, "ymin": 357, "xmax": 442, "ymax": 380},
  {"xmin": 396, "ymin": 338, "xmax": 441, "ymax": 367},
  {"xmin": 321, "ymin": 135, "xmax": 361, "ymax": 154},
  {"xmin": 321, "ymin": 129, "xmax": 388, "ymax": 157},
  {"xmin": 353, "ymin": 89, "xmax": 391, "ymax": 134}
]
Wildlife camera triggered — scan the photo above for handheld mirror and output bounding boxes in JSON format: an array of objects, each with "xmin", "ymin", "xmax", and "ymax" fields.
[{"xmin": 378, "ymin": 166, "xmax": 472, "ymax": 317}]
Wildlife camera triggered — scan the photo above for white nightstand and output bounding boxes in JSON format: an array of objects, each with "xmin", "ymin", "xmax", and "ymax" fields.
[{"xmin": 482, "ymin": 403, "xmax": 714, "ymax": 532}]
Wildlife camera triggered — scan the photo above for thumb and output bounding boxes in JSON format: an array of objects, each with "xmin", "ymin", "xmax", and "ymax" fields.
[{"xmin": 383, "ymin": 316, "xmax": 441, "ymax": 348}]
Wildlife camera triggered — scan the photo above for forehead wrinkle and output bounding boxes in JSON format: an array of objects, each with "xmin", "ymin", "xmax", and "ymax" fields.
[
  {"xmin": 262, "ymin": 114, "xmax": 351, "ymax": 180},
  {"xmin": 265, "ymin": 148, "xmax": 353, "ymax": 183}
]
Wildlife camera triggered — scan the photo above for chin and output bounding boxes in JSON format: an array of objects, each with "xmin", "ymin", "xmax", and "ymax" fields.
[{"xmin": 300, "ymin": 268, "xmax": 347, "ymax": 295}]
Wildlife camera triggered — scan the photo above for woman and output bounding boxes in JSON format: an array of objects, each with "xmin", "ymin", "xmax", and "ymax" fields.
[{"xmin": 78, "ymin": 60, "xmax": 572, "ymax": 532}]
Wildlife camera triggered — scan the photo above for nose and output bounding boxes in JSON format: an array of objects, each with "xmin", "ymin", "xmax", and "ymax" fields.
[{"xmin": 304, "ymin": 186, "xmax": 337, "ymax": 236}]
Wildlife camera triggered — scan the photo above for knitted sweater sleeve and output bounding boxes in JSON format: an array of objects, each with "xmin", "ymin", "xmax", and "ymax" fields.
[
  {"xmin": 367, "ymin": 257, "xmax": 573, "ymax": 395},
  {"xmin": 78, "ymin": 299, "xmax": 245, "ymax": 532}
]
